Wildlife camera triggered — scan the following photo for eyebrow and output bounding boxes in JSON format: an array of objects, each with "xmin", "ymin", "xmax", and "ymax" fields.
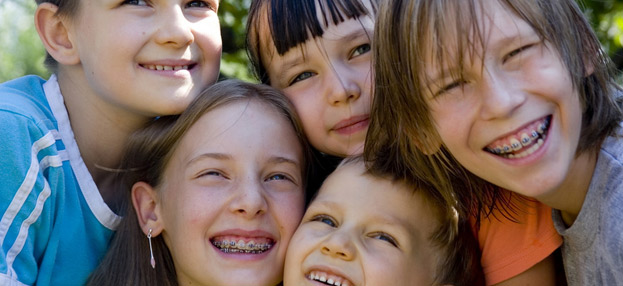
[
  {"xmin": 186, "ymin": 153, "xmax": 299, "ymax": 168},
  {"xmin": 325, "ymin": 28, "xmax": 370, "ymax": 43},
  {"xmin": 266, "ymin": 156, "xmax": 300, "ymax": 168},
  {"xmin": 275, "ymin": 28, "xmax": 372, "ymax": 82},
  {"xmin": 277, "ymin": 55, "xmax": 307, "ymax": 82},
  {"xmin": 186, "ymin": 152, "xmax": 232, "ymax": 168}
]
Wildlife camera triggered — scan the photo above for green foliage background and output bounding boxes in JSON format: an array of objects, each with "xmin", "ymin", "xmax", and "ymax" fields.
[{"xmin": 0, "ymin": 0, "xmax": 622, "ymax": 83}]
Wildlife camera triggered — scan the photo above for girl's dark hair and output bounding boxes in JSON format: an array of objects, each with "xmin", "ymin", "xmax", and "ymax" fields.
[
  {"xmin": 246, "ymin": 0, "xmax": 377, "ymax": 84},
  {"xmin": 87, "ymin": 79, "xmax": 312, "ymax": 286},
  {"xmin": 365, "ymin": 0, "xmax": 623, "ymax": 219}
]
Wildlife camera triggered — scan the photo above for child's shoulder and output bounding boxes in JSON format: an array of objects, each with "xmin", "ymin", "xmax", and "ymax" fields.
[
  {"xmin": 601, "ymin": 120, "xmax": 623, "ymax": 162},
  {"xmin": 0, "ymin": 75, "xmax": 56, "ymax": 125}
]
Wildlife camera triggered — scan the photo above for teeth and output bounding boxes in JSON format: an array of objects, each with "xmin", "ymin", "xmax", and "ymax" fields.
[
  {"xmin": 212, "ymin": 238, "xmax": 272, "ymax": 253},
  {"xmin": 486, "ymin": 117, "xmax": 550, "ymax": 157},
  {"xmin": 510, "ymin": 138, "xmax": 522, "ymax": 151},
  {"xmin": 503, "ymin": 145, "xmax": 511, "ymax": 153},
  {"xmin": 308, "ymin": 271, "xmax": 349, "ymax": 286},
  {"xmin": 144, "ymin": 64, "xmax": 190, "ymax": 71},
  {"xmin": 520, "ymin": 133, "xmax": 531, "ymax": 146}
]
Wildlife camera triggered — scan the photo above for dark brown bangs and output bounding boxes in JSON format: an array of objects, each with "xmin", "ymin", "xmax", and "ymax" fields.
[{"xmin": 267, "ymin": 0, "xmax": 373, "ymax": 55}]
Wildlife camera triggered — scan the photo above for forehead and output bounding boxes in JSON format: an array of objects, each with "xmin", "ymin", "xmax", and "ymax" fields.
[
  {"xmin": 170, "ymin": 100, "xmax": 301, "ymax": 164},
  {"xmin": 316, "ymin": 163, "xmax": 438, "ymax": 232},
  {"xmin": 422, "ymin": 0, "xmax": 539, "ymax": 77}
]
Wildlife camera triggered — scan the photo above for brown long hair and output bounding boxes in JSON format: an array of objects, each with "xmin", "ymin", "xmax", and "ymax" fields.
[
  {"xmin": 365, "ymin": 0, "xmax": 623, "ymax": 218},
  {"xmin": 87, "ymin": 79, "xmax": 312, "ymax": 286}
]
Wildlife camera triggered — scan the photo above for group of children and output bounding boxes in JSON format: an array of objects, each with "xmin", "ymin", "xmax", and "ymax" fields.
[{"xmin": 0, "ymin": 0, "xmax": 621, "ymax": 285}]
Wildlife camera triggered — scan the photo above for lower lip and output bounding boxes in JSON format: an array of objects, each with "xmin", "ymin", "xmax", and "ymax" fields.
[
  {"xmin": 211, "ymin": 242, "xmax": 275, "ymax": 262},
  {"xmin": 333, "ymin": 118, "xmax": 369, "ymax": 135}
]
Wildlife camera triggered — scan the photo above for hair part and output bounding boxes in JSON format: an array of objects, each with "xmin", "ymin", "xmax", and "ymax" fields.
[
  {"xmin": 366, "ymin": 0, "xmax": 623, "ymax": 222},
  {"xmin": 87, "ymin": 79, "xmax": 312, "ymax": 286},
  {"xmin": 246, "ymin": 0, "xmax": 377, "ymax": 84}
]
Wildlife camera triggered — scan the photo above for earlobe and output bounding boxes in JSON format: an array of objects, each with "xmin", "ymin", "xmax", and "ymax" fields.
[
  {"xmin": 35, "ymin": 3, "xmax": 80, "ymax": 65},
  {"xmin": 132, "ymin": 181, "xmax": 164, "ymax": 236}
]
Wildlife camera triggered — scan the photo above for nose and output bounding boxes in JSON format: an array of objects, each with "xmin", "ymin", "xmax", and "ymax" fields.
[
  {"xmin": 229, "ymin": 179, "xmax": 268, "ymax": 219},
  {"xmin": 326, "ymin": 64, "xmax": 363, "ymax": 105},
  {"xmin": 320, "ymin": 229, "xmax": 356, "ymax": 261},
  {"xmin": 478, "ymin": 70, "xmax": 525, "ymax": 120},
  {"xmin": 155, "ymin": 6, "xmax": 194, "ymax": 48}
]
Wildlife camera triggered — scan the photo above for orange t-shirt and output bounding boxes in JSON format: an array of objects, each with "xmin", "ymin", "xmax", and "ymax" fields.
[{"xmin": 474, "ymin": 191, "xmax": 562, "ymax": 285}]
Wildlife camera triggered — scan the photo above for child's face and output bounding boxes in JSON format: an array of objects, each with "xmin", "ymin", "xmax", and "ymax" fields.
[
  {"xmin": 262, "ymin": 4, "xmax": 374, "ymax": 157},
  {"xmin": 68, "ymin": 0, "xmax": 222, "ymax": 116},
  {"xmin": 156, "ymin": 100, "xmax": 305, "ymax": 286},
  {"xmin": 284, "ymin": 162, "xmax": 440, "ymax": 286},
  {"xmin": 424, "ymin": 0, "xmax": 584, "ymax": 200}
]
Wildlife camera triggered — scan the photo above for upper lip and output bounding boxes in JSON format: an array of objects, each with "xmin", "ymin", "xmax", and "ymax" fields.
[
  {"xmin": 332, "ymin": 114, "xmax": 369, "ymax": 131},
  {"xmin": 306, "ymin": 265, "xmax": 357, "ymax": 286}
]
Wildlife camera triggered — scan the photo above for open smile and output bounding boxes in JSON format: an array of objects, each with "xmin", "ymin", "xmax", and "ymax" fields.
[{"xmin": 484, "ymin": 115, "xmax": 551, "ymax": 159}]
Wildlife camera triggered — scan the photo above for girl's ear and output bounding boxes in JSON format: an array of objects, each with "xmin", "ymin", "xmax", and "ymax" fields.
[
  {"xmin": 132, "ymin": 181, "xmax": 164, "ymax": 236},
  {"xmin": 34, "ymin": 3, "xmax": 80, "ymax": 65}
]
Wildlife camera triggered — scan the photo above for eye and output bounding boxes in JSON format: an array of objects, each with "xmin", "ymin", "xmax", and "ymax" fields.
[
  {"xmin": 197, "ymin": 170, "xmax": 225, "ymax": 179},
  {"xmin": 266, "ymin": 173, "xmax": 289, "ymax": 181},
  {"xmin": 434, "ymin": 78, "xmax": 468, "ymax": 97},
  {"xmin": 289, "ymin": 71, "xmax": 316, "ymax": 86},
  {"xmin": 186, "ymin": 0, "xmax": 215, "ymax": 10},
  {"xmin": 122, "ymin": 0, "xmax": 148, "ymax": 5},
  {"xmin": 370, "ymin": 232, "xmax": 399, "ymax": 247},
  {"xmin": 311, "ymin": 214, "xmax": 337, "ymax": 227},
  {"xmin": 350, "ymin": 43, "xmax": 371, "ymax": 58},
  {"xmin": 503, "ymin": 44, "xmax": 535, "ymax": 63}
]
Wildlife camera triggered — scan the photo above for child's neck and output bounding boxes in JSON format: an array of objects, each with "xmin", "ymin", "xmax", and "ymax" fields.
[
  {"xmin": 57, "ymin": 71, "xmax": 152, "ymax": 212},
  {"xmin": 536, "ymin": 149, "xmax": 599, "ymax": 226}
]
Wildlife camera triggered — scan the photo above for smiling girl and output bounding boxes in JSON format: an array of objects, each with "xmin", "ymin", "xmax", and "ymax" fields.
[{"xmin": 88, "ymin": 80, "xmax": 312, "ymax": 286}]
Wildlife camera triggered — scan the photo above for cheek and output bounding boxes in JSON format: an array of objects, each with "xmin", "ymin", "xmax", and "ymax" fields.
[
  {"xmin": 273, "ymin": 193, "xmax": 305, "ymax": 235},
  {"xmin": 365, "ymin": 253, "xmax": 428, "ymax": 285},
  {"xmin": 431, "ymin": 107, "xmax": 467, "ymax": 147}
]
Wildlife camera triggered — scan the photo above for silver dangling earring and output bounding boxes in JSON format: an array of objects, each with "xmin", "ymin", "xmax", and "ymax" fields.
[{"xmin": 148, "ymin": 228, "xmax": 155, "ymax": 269}]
